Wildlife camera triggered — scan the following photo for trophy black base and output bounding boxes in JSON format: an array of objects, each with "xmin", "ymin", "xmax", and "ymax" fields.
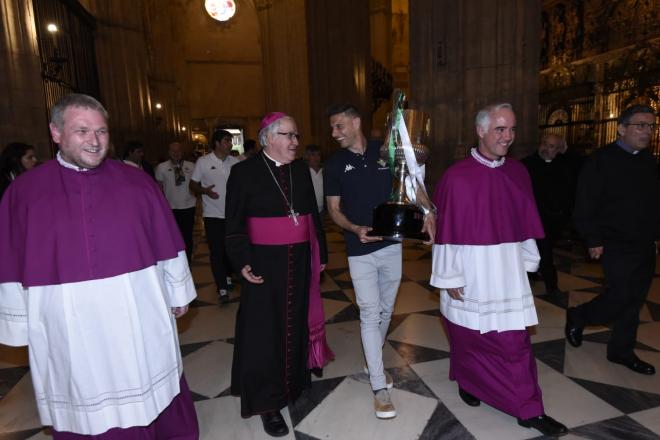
[{"xmin": 367, "ymin": 202, "xmax": 430, "ymax": 242}]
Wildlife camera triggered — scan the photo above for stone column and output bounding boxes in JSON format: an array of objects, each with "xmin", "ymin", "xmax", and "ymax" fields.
[
  {"xmin": 255, "ymin": 0, "xmax": 312, "ymax": 143},
  {"xmin": 0, "ymin": 0, "xmax": 50, "ymax": 158},
  {"xmin": 305, "ymin": 0, "xmax": 371, "ymax": 154},
  {"xmin": 410, "ymin": 0, "xmax": 540, "ymax": 184},
  {"xmin": 85, "ymin": 0, "xmax": 160, "ymax": 159},
  {"xmin": 370, "ymin": 0, "xmax": 392, "ymax": 133}
]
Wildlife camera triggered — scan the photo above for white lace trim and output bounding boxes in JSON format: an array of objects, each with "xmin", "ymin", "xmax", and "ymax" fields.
[{"xmin": 470, "ymin": 148, "xmax": 505, "ymax": 168}]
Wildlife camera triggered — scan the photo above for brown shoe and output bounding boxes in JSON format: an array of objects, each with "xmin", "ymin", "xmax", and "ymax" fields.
[{"xmin": 374, "ymin": 389, "xmax": 396, "ymax": 419}]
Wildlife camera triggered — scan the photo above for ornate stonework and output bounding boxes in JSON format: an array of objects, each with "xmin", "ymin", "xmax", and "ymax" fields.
[{"xmin": 540, "ymin": 1, "xmax": 660, "ymax": 155}]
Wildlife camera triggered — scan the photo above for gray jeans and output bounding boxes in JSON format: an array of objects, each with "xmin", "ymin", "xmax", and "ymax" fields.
[{"xmin": 348, "ymin": 244, "xmax": 402, "ymax": 390}]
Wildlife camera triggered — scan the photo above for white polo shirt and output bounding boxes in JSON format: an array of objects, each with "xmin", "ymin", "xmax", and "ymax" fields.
[
  {"xmin": 309, "ymin": 167, "xmax": 324, "ymax": 212},
  {"xmin": 155, "ymin": 160, "xmax": 197, "ymax": 210},
  {"xmin": 191, "ymin": 152, "xmax": 239, "ymax": 219}
]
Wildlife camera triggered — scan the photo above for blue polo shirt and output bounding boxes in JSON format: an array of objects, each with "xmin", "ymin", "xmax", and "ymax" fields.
[{"xmin": 324, "ymin": 140, "xmax": 395, "ymax": 256}]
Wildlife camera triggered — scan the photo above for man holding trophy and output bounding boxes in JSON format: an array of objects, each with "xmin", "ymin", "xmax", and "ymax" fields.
[{"xmin": 324, "ymin": 97, "xmax": 435, "ymax": 420}]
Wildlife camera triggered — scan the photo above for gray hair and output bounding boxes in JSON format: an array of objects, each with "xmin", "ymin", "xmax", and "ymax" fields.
[
  {"xmin": 475, "ymin": 103, "xmax": 513, "ymax": 131},
  {"xmin": 50, "ymin": 93, "xmax": 109, "ymax": 129},
  {"xmin": 258, "ymin": 116, "xmax": 294, "ymax": 147}
]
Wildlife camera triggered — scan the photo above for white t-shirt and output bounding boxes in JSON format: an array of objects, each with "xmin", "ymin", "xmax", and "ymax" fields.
[
  {"xmin": 155, "ymin": 160, "xmax": 196, "ymax": 210},
  {"xmin": 309, "ymin": 167, "xmax": 324, "ymax": 212},
  {"xmin": 191, "ymin": 152, "xmax": 239, "ymax": 219}
]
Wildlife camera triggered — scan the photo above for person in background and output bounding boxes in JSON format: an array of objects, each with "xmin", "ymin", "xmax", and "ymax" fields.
[
  {"xmin": 523, "ymin": 134, "xmax": 573, "ymax": 296},
  {"xmin": 567, "ymin": 104, "xmax": 660, "ymax": 376},
  {"xmin": 304, "ymin": 144, "xmax": 324, "ymax": 214},
  {"xmin": 239, "ymin": 138, "xmax": 260, "ymax": 161},
  {"xmin": 0, "ymin": 142, "xmax": 37, "ymax": 200},
  {"xmin": 190, "ymin": 129, "xmax": 239, "ymax": 303},
  {"xmin": 123, "ymin": 140, "xmax": 155, "ymax": 179},
  {"xmin": 156, "ymin": 141, "xmax": 197, "ymax": 261}
]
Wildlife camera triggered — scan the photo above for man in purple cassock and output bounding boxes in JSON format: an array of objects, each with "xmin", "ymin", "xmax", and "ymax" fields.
[
  {"xmin": 0, "ymin": 94, "xmax": 198, "ymax": 439},
  {"xmin": 225, "ymin": 112, "xmax": 330, "ymax": 437},
  {"xmin": 430, "ymin": 103, "xmax": 568, "ymax": 437}
]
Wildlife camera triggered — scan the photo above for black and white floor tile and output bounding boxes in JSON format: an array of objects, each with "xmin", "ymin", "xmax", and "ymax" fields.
[{"xmin": 2, "ymin": 221, "xmax": 660, "ymax": 439}]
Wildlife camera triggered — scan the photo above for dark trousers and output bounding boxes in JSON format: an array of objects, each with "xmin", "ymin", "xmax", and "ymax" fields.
[
  {"xmin": 173, "ymin": 207, "xmax": 195, "ymax": 261},
  {"xmin": 536, "ymin": 237, "xmax": 558, "ymax": 291},
  {"xmin": 203, "ymin": 217, "xmax": 231, "ymax": 290},
  {"xmin": 576, "ymin": 242, "xmax": 656, "ymax": 360}
]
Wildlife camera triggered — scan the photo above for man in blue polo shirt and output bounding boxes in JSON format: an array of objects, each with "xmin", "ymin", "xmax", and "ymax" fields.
[{"xmin": 324, "ymin": 103, "xmax": 435, "ymax": 420}]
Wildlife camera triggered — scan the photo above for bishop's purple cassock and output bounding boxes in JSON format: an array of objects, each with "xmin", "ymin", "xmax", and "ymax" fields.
[
  {"xmin": 0, "ymin": 157, "xmax": 198, "ymax": 437},
  {"xmin": 430, "ymin": 148, "xmax": 547, "ymax": 420}
]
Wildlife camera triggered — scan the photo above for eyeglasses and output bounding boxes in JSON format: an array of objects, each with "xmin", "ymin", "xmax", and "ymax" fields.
[
  {"xmin": 277, "ymin": 132, "xmax": 300, "ymax": 141},
  {"xmin": 625, "ymin": 122, "xmax": 657, "ymax": 131}
]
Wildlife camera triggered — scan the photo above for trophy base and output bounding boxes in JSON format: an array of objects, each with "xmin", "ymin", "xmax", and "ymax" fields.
[{"xmin": 367, "ymin": 202, "xmax": 430, "ymax": 242}]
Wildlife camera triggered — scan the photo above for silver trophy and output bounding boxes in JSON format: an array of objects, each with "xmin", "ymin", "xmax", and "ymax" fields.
[{"xmin": 368, "ymin": 90, "xmax": 431, "ymax": 242}]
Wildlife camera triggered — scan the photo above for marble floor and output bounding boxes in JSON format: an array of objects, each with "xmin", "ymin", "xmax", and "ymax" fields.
[{"xmin": 2, "ymin": 220, "xmax": 660, "ymax": 440}]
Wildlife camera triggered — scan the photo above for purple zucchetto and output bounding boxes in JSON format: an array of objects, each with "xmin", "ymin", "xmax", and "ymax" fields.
[{"xmin": 260, "ymin": 112, "xmax": 289, "ymax": 130}]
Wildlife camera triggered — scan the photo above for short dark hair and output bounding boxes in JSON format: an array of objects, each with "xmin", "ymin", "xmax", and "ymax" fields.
[
  {"xmin": 244, "ymin": 139, "xmax": 256, "ymax": 152},
  {"xmin": 0, "ymin": 142, "xmax": 34, "ymax": 176},
  {"xmin": 618, "ymin": 104, "xmax": 656, "ymax": 125},
  {"xmin": 326, "ymin": 103, "xmax": 361, "ymax": 119},
  {"xmin": 305, "ymin": 144, "xmax": 320, "ymax": 154},
  {"xmin": 122, "ymin": 140, "xmax": 143, "ymax": 159},
  {"xmin": 212, "ymin": 129, "xmax": 232, "ymax": 147}
]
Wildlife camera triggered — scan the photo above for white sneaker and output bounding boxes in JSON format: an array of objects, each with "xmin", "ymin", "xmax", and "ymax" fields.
[
  {"xmin": 226, "ymin": 276, "xmax": 233, "ymax": 287},
  {"xmin": 363, "ymin": 366, "xmax": 394, "ymax": 389},
  {"xmin": 374, "ymin": 389, "xmax": 396, "ymax": 419}
]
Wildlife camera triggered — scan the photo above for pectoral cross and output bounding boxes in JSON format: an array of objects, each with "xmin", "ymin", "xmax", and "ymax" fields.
[{"xmin": 289, "ymin": 209, "xmax": 300, "ymax": 226}]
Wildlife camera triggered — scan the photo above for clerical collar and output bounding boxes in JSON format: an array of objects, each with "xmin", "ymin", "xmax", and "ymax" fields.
[
  {"xmin": 616, "ymin": 139, "xmax": 640, "ymax": 155},
  {"xmin": 471, "ymin": 148, "xmax": 505, "ymax": 168},
  {"xmin": 540, "ymin": 153, "xmax": 553, "ymax": 163},
  {"xmin": 263, "ymin": 150, "xmax": 284, "ymax": 167},
  {"xmin": 57, "ymin": 151, "xmax": 91, "ymax": 172}
]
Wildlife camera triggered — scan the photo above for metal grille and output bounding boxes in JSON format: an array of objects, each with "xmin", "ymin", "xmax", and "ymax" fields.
[
  {"xmin": 540, "ymin": 92, "xmax": 660, "ymax": 158},
  {"xmin": 32, "ymin": 0, "xmax": 100, "ymax": 156}
]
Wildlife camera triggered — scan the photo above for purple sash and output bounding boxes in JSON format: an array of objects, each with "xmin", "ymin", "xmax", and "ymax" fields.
[{"xmin": 247, "ymin": 214, "xmax": 334, "ymax": 369}]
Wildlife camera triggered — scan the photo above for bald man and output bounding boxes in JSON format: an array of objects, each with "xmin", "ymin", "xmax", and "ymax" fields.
[
  {"xmin": 523, "ymin": 134, "xmax": 574, "ymax": 296},
  {"xmin": 156, "ymin": 142, "xmax": 197, "ymax": 261}
]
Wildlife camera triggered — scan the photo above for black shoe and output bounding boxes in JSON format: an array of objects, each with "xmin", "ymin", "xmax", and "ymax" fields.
[
  {"xmin": 607, "ymin": 355, "xmax": 656, "ymax": 375},
  {"xmin": 518, "ymin": 415, "xmax": 568, "ymax": 436},
  {"xmin": 458, "ymin": 387, "xmax": 480, "ymax": 407},
  {"xmin": 311, "ymin": 367, "xmax": 323, "ymax": 378},
  {"xmin": 565, "ymin": 307, "xmax": 583, "ymax": 347},
  {"xmin": 260, "ymin": 411, "xmax": 289, "ymax": 437}
]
